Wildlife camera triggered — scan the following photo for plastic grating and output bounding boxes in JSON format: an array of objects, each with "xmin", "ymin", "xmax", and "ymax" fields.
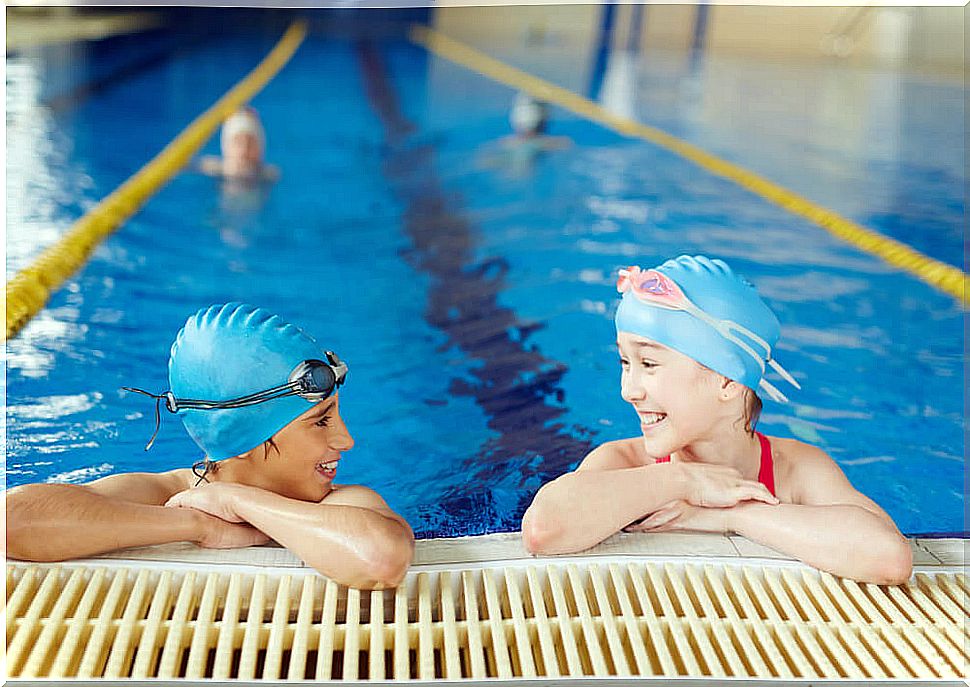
[{"xmin": 6, "ymin": 560, "xmax": 968, "ymax": 680}]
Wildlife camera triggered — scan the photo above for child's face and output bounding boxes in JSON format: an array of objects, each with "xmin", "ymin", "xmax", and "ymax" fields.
[
  {"xmin": 616, "ymin": 330, "xmax": 727, "ymax": 458},
  {"xmin": 223, "ymin": 132, "xmax": 262, "ymax": 175},
  {"xmin": 254, "ymin": 395, "xmax": 354, "ymax": 502}
]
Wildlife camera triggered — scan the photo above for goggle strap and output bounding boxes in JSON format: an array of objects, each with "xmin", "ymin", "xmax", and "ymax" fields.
[
  {"xmin": 725, "ymin": 332, "xmax": 768, "ymax": 375},
  {"xmin": 759, "ymin": 378, "xmax": 789, "ymax": 404},
  {"xmin": 721, "ymin": 320, "xmax": 801, "ymax": 391},
  {"xmin": 212, "ymin": 381, "xmax": 298, "ymax": 405},
  {"xmin": 722, "ymin": 320, "xmax": 772, "ymax": 358},
  {"xmin": 719, "ymin": 328, "xmax": 801, "ymax": 397},
  {"xmin": 684, "ymin": 305, "xmax": 802, "ymax": 395},
  {"xmin": 175, "ymin": 383, "xmax": 299, "ymax": 410},
  {"xmin": 688, "ymin": 308, "xmax": 768, "ymax": 374},
  {"xmin": 120, "ymin": 387, "xmax": 164, "ymax": 451},
  {"xmin": 768, "ymin": 357, "xmax": 801, "ymax": 389},
  {"xmin": 147, "ymin": 397, "xmax": 162, "ymax": 450},
  {"xmin": 191, "ymin": 459, "xmax": 211, "ymax": 486},
  {"xmin": 332, "ymin": 361, "xmax": 348, "ymax": 382},
  {"xmin": 122, "ymin": 357, "xmax": 346, "ymax": 451}
]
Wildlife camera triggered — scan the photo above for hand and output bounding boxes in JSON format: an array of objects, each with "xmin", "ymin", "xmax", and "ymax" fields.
[
  {"xmin": 625, "ymin": 500, "xmax": 732, "ymax": 534},
  {"xmin": 197, "ymin": 156, "xmax": 223, "ymax": 175},
  {"xmin": 165, "ymin": 482, "xmax": 250, "ymax": 523},
  {"xmin": 679, "ymin": 462, "xmax": 779, "ymax": 508},
  {"xmin": 263, "ymin": 164, "xmax": 281, "ymax": 182},
  {"xmin": 195, "ymin": 513, "xmax": 270, "ymax": 549}
]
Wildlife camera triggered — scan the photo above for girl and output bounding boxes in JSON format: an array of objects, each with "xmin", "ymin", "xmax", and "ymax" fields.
[
  {"xmin": 7, "ymin": 303, "xmax": 414, "ymax": 589},
  {"xmin": 522, "ymin": 255, "xmax": 911, "ymax": 585}
]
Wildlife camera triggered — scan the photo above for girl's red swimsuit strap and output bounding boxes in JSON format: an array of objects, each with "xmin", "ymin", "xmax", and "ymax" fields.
[{"xmin": 654, "ymin": 432, "xmax": 776, "ymax": 497}]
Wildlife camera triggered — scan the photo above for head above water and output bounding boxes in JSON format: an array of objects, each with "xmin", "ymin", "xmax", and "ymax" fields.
[
  {"xmin": 614, "ymin": 255, "xmax": 799, "ymax": 403},
  {"xmin": 220, "ymin": 107, "xmax": 265, "ymax": 172},
  {"xmin": 510, "ymin": 92, "xmax": 549, "ymax": 136},
  {"xmin": 168, "ymin": 303, "xmax": 344, "ymax": 460}
]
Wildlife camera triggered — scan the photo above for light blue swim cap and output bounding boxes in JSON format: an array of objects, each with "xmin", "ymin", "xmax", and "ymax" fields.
[
  {"xmin": 169, "ymin": 303, "xmax": 327, "ymax": 460},
  {"xmin": 615, "ymin": 255, "xmax": 795, "ymax": 401}
]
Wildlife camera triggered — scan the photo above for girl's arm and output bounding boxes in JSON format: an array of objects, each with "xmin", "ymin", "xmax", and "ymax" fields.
[
  {"xmin": 521, "ymin": 439, "xmax": 776, "ymax": 555},
  {"xmin": 734, "ymin": 444, "xmax": 911, "ymax": 584},
  {"xmin": 6, "ymin": 474, "xmax": 267, "ymax": 562},
  {"xmin": 728, "ymin": 500, "xmax": 912, "ymax": 584},
  {"xmin": 637, "ymin": 445, "xmax": 912, "ymax": 585},
  {"xmin": 166, "ymin": 482, "xmax": 414, "ymax": 589}
]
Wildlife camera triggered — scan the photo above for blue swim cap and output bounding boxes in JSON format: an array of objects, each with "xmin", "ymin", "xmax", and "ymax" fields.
[
  {"xmin": 169, "ymin": 303, "xmax": 327, "ymax": 459},
  {"xmin": 615, "ymin": 255, "xmax": 798, "ymax": 401}
]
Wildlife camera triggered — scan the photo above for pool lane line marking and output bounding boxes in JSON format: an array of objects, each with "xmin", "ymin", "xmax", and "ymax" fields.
[
  {"xmin": 356, "ymin": 40, "xmax": 593, "ymax": 534},
  {"xmin": 5, "ymin": 20, "xmax": 308, "ymax": 341},
  {"xmin": 410, "ymin": 25, "xmax": 968, "ymax": 307}
]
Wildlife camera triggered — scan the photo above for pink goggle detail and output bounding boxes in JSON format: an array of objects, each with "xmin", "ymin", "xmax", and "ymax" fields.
[{"xmin": 618, "ymin": 267, "xmax": 687, "ymax": 307}]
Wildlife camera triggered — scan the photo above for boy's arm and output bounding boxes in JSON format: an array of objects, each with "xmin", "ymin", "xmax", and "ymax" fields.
[
  {"xmin": 165, "ymin": 482, "xmax": 414, "ymax": 589},
  {"xmin": 6, "ymin": 472, "xmax": 266, "ymax": 562}
]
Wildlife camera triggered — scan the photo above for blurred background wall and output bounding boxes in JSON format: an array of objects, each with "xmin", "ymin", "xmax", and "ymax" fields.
[
  {"xmin": 431, "ymin": 5, "xmax": 965, "ymax": 76},
  {"xmin": 7, "ymin": 4, "xmax": 965, "ymax": 76}
]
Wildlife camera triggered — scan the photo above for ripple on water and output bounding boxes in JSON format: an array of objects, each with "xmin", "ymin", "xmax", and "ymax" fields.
[
  {"xmin": 7, "ymin": 392, "xmax": 103, "ymax": 420},
  {"xmin": 47, "ymin": 463, "xmax": 114, "ymax": 483}
]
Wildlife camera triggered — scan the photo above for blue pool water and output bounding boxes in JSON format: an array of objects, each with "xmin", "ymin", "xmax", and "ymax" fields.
[{"xmin": 5, "ymin": 19, "xmax": 965, "ymax": 538}]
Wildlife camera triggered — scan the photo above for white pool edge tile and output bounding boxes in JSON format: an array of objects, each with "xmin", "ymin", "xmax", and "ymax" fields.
[{"xmin": 53, "ymin": 531, "xmax": 965, "ymax": 570}]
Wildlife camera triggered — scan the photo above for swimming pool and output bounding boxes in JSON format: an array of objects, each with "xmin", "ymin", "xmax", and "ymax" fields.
[{"xmin": 5, "ymin": 15, "xmax": 965, "ymax": 539}]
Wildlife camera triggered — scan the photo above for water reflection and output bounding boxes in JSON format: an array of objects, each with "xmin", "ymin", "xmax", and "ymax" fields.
[{"xmin": 6, "ymin": 55, "xmax": 94, "ymax": 279}]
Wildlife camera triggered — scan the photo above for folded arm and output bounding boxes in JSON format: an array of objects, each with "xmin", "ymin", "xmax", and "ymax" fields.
[
  {"xmin": 167, "ymin": 483, "xmax": 414, "ymax": 589},
  {"xmin": 735, "ymin": 445, "xmax": 910, "ymax": 584},
  {"xmin": 522, "ymin": 452, "xmax": 688, "ymax": 555},
  {"xmin": 5, "ymin": 472, "xmax": 265, "ymax": 562},
  {"xmin": 639, "ymin": 446, "xmax": 912, "ymax": 585},
  {"xmin": 521, "ymin": 439, "xmax": 774, "ymax": 555},
  {"xmin": 729, "ymin": 501, "xmax": 911, "ymax": 584}
]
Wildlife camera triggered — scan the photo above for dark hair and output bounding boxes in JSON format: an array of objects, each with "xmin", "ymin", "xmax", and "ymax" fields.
[
  {"xmin": 534, "ymin": 113, "xmax": 549, "ymax": 135},
  {"xmin": 261, "ymin": 437, "xmax": 281, "ymax": 459},
  {"xmin": 190, "ymin": 438, "xmax": 279, "ymax": 485},
  {"xmin": 708, "ymin": 366, "xmax": 762, "ymax": 436},
  {"xmin": 741, "ymin": 388, "xmax": 763, "ymax": 436}
]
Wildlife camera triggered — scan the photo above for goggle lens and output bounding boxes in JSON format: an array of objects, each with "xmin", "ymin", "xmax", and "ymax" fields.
[{"xmin": 297, "ymin": 362, "xmax": 338, "ymax": 400}]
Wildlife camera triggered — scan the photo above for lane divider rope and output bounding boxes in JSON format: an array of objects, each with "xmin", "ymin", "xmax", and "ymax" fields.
[
  {"xmin": 5, "ymin": 20, "xmax": 308, "ymax": 340},
  {"xmin": 410, "ymin": 25, "xmax": 967, "ymax": 306}
]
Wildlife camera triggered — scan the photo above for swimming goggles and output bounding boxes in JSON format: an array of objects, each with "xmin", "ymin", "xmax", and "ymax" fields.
[
  {"xmin": 617, "ymin": 266, "xmax": 800, "ymax": 403},
  {"xmin": 124, "ymin": 353, "xmax": 348, "ymax": 450}
]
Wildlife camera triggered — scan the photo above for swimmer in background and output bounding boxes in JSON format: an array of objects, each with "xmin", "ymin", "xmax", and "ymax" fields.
[
  {"xmin": 504, "ymin": 92, "xmax": 571, "ymax": 151},
  {"xmin": 6, "ymin": 303, "xmax": 413, "ymax": 590},
  {"xmin": 198, "ymin": 107, "xmax": 280, "ymax": 185},
  {"xmin": 198, "ymin": 107, "xmax": 280, "ymax": 245},
  {"xmin": 480, "ymin": 93, "xmax": 571, "ymax": 177},
  {"xmin": 522, "ymin": 255, "xmax": 912, "ymax": 585}
]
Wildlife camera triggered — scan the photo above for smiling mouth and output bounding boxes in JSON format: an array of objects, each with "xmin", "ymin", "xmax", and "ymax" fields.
[
  {"xmin": 316, "ymin": 460, "xmax": 339, "ymax": 479},
  {"xmin": 639, "ymin": 411, "xmax": 667, "ymax": 428}
]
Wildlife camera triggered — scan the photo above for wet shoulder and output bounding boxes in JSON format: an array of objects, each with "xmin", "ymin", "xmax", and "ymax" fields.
[
  {"xmin": 320, "ymin": 484, "xmax": 388, "ymax": 509},
  {"xmin": 121, "ymin": 467, "xmax": 196, "ymax": 497},
  {"xmin": 83, "ymin": 467, "xmax": 196, "ymax": 505},
  {"xmin": 578, "ymin": 437, "xmax": 654, "ymax": 471},
  {"xmin": 762, "ymin": 435, "xmax": 832, "ymax": 503},
  {"xmin": 153, "ymin": 468, "xmax": 198, "ymax": 494},
  {"xmin": 170, "ymin": 468, "xmax": 198, "ymax": 490}
]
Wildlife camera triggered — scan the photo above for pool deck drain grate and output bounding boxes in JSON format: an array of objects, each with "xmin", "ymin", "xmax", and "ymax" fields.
[{"xmin": 5, "ymin": 534, "xmax": 967, "ymax": 681}]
